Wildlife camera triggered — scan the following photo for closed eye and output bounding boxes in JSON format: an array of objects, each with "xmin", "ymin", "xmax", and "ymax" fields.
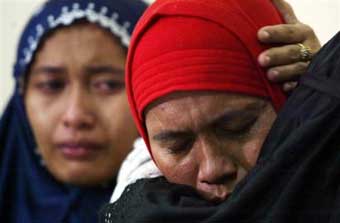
[
  {"xmin": 214, "ymin": 115, "xmax": 258, "ymax": 140},
  {"xmin": 210, "ymin": 102, "xmax": 264, "ymax": 141},
  {"xmin": 166, "ymin": 138, "xmax": 195, "ymax": 154},
  {"xmin": 153, "ymin": 131, "xmax": 195, "ymax": 154}
]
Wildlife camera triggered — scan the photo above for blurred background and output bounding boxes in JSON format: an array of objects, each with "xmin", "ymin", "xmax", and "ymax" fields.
[{"xmin": 0, "ymin": 0, "xmax": 339, "ymax": 115}]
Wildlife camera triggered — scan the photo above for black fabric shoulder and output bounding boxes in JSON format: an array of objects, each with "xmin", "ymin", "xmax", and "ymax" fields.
[{"xmin": 99, "ymin": 177, "xmax": 216, "ymax": 223}]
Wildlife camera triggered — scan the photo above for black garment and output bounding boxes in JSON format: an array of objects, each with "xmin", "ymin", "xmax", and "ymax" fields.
[{"xmin": 100, "ymin": 32, "xmax": 340, "ymax": 223}]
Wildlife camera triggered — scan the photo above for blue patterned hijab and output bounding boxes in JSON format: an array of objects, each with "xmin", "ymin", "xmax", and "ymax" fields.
[{"xmin": 0, "ymin": 0, "xmax": 147, "ymax": 222}]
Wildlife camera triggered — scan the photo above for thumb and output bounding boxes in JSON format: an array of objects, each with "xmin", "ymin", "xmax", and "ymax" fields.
[{"xmin": 272, "ymin": 0, "xmax": 299, "ymax": 24}]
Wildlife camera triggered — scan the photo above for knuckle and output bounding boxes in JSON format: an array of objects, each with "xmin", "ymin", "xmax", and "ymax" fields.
[
  {"xmin": 305, "ymin": 24, "xmax": 314, "ymax": 35},
  {"xmin": 285, "ymin": 26, "xmax": 296, "ymax": 37},
  {"xmin": 300, "ymin": 23, "xmax": 315, "ymax": 38}
]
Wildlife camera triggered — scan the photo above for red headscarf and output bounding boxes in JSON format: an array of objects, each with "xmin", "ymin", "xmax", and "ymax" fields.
[{"xmin": 126, "ymin": 0, "xmax": 287, "ymax": 154}]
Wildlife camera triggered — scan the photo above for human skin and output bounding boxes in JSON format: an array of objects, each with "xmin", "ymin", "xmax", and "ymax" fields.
[
  {"xmin": 25, "ymin": 23, "xmax": 138, "ymax": 186},
  {"xmin": 145, "ymin": 92, "xmax": 276, "ymax": 202},
  {"xmin": 258, "ymin": 0, "xmax": 321, "ymax": 91}
]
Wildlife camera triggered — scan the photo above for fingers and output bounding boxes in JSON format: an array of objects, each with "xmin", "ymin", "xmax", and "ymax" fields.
[
  {"xmin": 266, "ymin": 62, "xmax": 309, "ymax": 82},
  {"xmin": 258, "ymin": 23, "xmax": 311, "ymax": 44},
  {"xmin": 258, "ymin": 44, "xmax": 304, "ymax": 67},
  {"xmin": 283, "ymin": 81, "xmax": 298, "ymax": 92},
  {"xmin": 271, "ymin": 0, "xmax": 298, "ymax": 24},
  {"xmin": 258, "ymin": 0, "xmax": 322, "ymax": 94}
]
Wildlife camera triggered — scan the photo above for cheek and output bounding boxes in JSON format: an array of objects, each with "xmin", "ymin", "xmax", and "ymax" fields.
[
  {"xmin": 241, "ymin": 139, "xmax": 263, "ymax": 169},
  {"xmin": 98, "ymin": 93, "xmax": 136, "ymax": 137},
  {"xmin": 97, "ymin": 93, "xmax": 137, "ymax": 161},
  {"xmin": 25, "ymin": 93, "xmax": 58, "ymax": 147},
  {"xmin": 152, "ymin": 149, "xmax": 197, "ymax": 187},
  {"xmin": 242, "ymin": 119, "xmax": 275, "ymax": 168}
]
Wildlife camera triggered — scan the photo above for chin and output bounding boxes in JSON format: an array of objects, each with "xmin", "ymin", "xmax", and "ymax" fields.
[{"xmin": 48, "ymin": 161, "xmax": 115, "ymax": 186}]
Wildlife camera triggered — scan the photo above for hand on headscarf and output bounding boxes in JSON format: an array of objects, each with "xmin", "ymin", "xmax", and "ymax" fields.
[{"xmin": 257, "ymin": 0, "xmax": 321, "ymax": 92}]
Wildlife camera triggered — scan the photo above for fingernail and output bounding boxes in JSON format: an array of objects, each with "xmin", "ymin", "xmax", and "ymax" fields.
[
  {"xmin": 260, "ymin": 31, "xmax": 270, "ymax": 39},
  {"xmin": 284, "ymin": 82, "xmax": 298, "ymax": 92},
  {"xmin": 267, "ymin": 70, "xmax": 279, "ymax": 81},
  {"xmin": 290, "ymin": 82, "xmax": 298, "ymax": 88},
  {"xmin": 259, "ymin": 54, "xmax": 271, "ymax": 66}
]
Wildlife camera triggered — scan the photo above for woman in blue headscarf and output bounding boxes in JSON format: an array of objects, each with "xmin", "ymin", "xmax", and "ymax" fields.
[
  {"xmin": 0, "ymin": 0, "xmax": 320, "ymax": 222},
  {"xmin": 0, "ymin": 1, "xmax": 147, "ymax": 222}
]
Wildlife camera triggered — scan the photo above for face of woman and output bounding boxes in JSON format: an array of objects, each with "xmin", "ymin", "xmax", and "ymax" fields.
[
  {"xmin": 25, "ymin": 23, "xmax": 138, "ymax": 186},
  {"xmin": 145, "ymin": 92, "xmax": 276, "ymax": 202}
]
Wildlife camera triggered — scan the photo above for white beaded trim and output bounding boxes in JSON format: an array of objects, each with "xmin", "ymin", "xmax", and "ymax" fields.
[
  {"xmin": 141, "ymin": 0, "xmax": 154, "ymax": 4},
  {"xmin": 21, "ymin": 2, "xmax": 131, "ymax": 66}
]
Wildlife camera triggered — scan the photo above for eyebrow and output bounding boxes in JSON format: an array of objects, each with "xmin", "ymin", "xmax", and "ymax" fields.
[
  {"xmin": 84, "ymin": 65, "xmax": 125, "ymax": 77},
  {"xmin": 31, "ymin": 65, "xmax": 125, "ymax": 77},
  {"xmin": 31, "ymin": 66, "xmax": 66, "ymax": 76},
  {"xmin": 153, "ymin": 130, "xmax": 194, "ymax": 142}
]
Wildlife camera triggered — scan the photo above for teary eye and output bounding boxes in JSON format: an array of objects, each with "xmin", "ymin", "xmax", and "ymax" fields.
[
  {"xmin": 92, "ymin": 79, "xmax": 124, "ymax": 94},
  {"xmin": 35, "ymin": 79, "xmax": 65, "ymax": 94}
]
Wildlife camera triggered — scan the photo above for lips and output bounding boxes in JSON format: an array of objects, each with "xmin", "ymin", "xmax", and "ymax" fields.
[
  {"xmin": 56, "ymin": 141, "xmax": 104, "ymax": 160},
  {"xmin": 197, "ymin": 183, "xmax": 232, "ymax": 203}
]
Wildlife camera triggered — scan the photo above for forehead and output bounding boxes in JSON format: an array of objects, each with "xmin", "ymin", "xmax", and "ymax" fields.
[
  {"xmin": 33, "ymin": 22, "xmax": 125, "ymax": 63},
  {"xmin": 145, "ymin": 91, "xmax": 266, "ymax": 130},
  {"xmin": 44, "ymin": 22, "xmax": 111, "ymax": 44}
]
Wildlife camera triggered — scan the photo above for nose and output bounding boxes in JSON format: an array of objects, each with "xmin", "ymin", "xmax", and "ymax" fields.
[
  {"xmin": 62, "ymin": 88, "xmax": 95, "ymax": 130},
  {"xmin": 197, "ymin": 137, "xmax": 237, "ymax": 183},
  {"xmin": 196, "ymin": 137, "xmax": 237, "ymax": 201}
]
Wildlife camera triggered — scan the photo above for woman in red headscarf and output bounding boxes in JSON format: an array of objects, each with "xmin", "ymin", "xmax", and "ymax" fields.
[
  {"xmin": 100, "ymin": 0, "xmax": 329, "ymax": 222},
  {"xmin": 125, "ymin": 0, "xmax": 286, "ymax": 202}
]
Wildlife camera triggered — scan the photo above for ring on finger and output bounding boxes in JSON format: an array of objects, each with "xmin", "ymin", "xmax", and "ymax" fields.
[{"xmin": 297, "ymin": 43, "xmax": 313, "ymax": 62}]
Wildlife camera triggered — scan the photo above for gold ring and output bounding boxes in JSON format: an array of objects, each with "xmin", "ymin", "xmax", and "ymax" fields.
[{"xmin": 297, "ymin": 43, "xmax": 312, "ymax": 61}]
